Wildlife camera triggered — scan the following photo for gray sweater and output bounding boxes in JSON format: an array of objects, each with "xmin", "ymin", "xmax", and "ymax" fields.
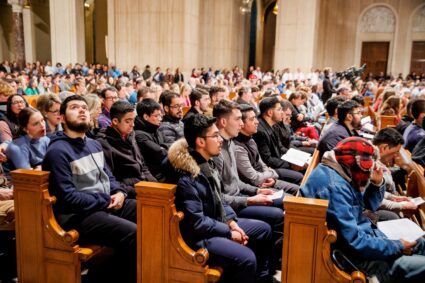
[{"xmin": 213, "ymin": 138, "xmax": 258, "ymax": 210}]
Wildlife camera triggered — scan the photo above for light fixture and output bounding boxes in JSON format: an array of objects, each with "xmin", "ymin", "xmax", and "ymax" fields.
[
  {"xmin": 23, "ymin": 0, "xmax": 31, "ymax": 9},
  {"xmin": 273, "ymin": 2, "xmax": 278, "ymax": 15}
]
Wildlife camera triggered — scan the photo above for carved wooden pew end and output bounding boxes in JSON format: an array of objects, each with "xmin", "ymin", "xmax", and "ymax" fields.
[
  {"xmin": 12, "ymin": 170, "xmax": 221, "ymax": 283},
  {"xmin": 282, "ymin": 196, "xmax": 366, "ymax": 283}
]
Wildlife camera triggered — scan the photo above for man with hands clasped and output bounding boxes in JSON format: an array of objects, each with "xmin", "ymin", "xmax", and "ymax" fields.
[
  {"xmin": 164, "ymin": 114, "xmax": 274, "ymax": 283},
  {"xmin": 42, "ymin": 95, "xmax": 136, "ymax": 283}
]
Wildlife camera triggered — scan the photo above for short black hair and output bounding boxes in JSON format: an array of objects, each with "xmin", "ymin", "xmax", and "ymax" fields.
[
  {"xmin": 184, "ymin": 114, "xmax": 217, "ymax": 149},
  {"xmin": 411, "ymin": 99, "xmax": 425, "ymax": 119},
  {"xmin": 100, "ymin": 86, "xmax": 117, "ymax": 99},
  {"xmin": 351, "ymin": 95, "xmax": 365, "ymax": 106},
  {"xmin": 136, "ymin": 98, "xmax": 161, "ymax": 117},
  {"xmin": 406, "ymin": 98, "xmax": 417, "ymax": 117},
  {"xmin": 110, "ymin": 100, "xmax": 134, "ymax": 121},
  {"xmin": 213, "ymin": 99, "xmax": 240, "ymax": 119},
  {"xmin": 280, "ymin": 100, "xmax": 293, "ymax": 112},
  {"xmin": 259, "ymin": 96, "xmax": 280, "ymax": 116},
  {"xmin": 60, "ymin": 95, "xmax": 87, "ymax": 115},
  {"xmin": 136, "ymin": 86, "xmax": 150, "ymax": 101},
  {"xmin": 209, "ymin": 86, "xmax": 225, "ymax": 99},
  {"xmin": 6, "ymin": 94, "xmax": 29, "ymax": 121},
  {"xmin": 239, "ymin": 104, "xmax": 255, "ymax": 122},
  {"xmin": 372, "ymin": 127, "xmax": 404, "ymax": 148},
  {"xmin": 159, "ymin": 90, "xmax": 180, "ymax": 107},
  {"xmin": 337, "ymin": 100, "xmax": 360, "ymax": 123},
  {"xmin": 189, "ymin": 88, "xmax": 208, "ymax": 106},
  {"xmin": 325, "ymin": 96, "xmax": 347, "ymax": 116}
]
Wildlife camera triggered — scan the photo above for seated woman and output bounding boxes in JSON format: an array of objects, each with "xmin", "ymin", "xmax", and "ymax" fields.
[
  {"xmin": 288, "ymin": 91, "xmax": 319, "ymax": 140},
  {"xmin": 36, "ymin": 94, "xmax": 62, "ymax": 136},
  {"xmin": 5, "ymin": 107, "xmax": 49, "ymax": 171},
  {"xmin": 84, "ymin": 93, "xmax": 102, "ymax": 139},
  {"xmin": 0, "ymin": 94, "xmax": 28, "ymax": 142},
  {"xmin": 379, "ymin": 95, "xmax": 401, "ymax": 123}
]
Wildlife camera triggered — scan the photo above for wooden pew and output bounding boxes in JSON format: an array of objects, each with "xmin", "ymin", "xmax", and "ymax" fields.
[
  {"xmin": 300, "ymin": 149, "xmax": 320, "ymax": 187},
  {"xmin": 228, "ymin": 92, "xmax": 236, "ymax": 100},
  {"xmin": 396, "ymin": 148, "xmax": 425, "ymax": 229},
  {"xmin": 23, "ymin": 95, "xmax": 39, "ymax": 108},
  {"xmin": 368, "ymin": 106, "xmax": 377, "ymax": 126},
  {"xmin": 281, "ymin": 196, "xmax": 366, "ymax": 283},
  {"xmin": 183, "ymin": 106, "xmax": 190, "ymax": 116},
  {"xmin": 364, "ymin": 96, "xmax": 373, "ymax": 108},
  {"xmin": 12, "ymin": 170, "xmax": 221, "ymax": 283},
  {"xmin": 378, "ymin": 115, "xmax": 398, "ymax": 130},
  {"xmin": 12, "ymin": 169, "xmax": 105, "ymax": 283},
  {"xmin": 136, "ymin": 181, "xmax": 221, "ymax": 283}
]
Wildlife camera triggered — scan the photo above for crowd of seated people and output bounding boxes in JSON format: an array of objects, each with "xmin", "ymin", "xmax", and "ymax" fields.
[{"xmin": 0, "ymin": 59, "xmax": 425, "ymax": 282}]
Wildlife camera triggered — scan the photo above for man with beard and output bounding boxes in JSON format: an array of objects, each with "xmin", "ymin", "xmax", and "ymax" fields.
[
  {"xmin": 42, "ymin": 95, "xmax": 136, "ymax": 283},
  {"xmin": 318, "ymin": 100, "xmax": 361, "ymax": 158},
  {"xmin": 301, "ymin": 137, "xmax": 425, "ymax": 283},
  {"xmin": 159, "ymin": 90, "xmax": 185, "ymax": 146},
  {"xmin": 183, "ymin": 88, "xmax": 211, "ymax": 121}
]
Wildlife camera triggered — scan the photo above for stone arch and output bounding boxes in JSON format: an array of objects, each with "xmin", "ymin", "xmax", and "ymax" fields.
[
  {"xmin": 354, "ymin": 3, "xmax": 398, "ymax": 76},
  {"xmin": 404, "ymin": 3, "xmax": 425, "ymax": 76}
]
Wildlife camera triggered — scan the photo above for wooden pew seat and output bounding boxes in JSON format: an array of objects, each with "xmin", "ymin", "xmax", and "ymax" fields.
[
  {"xmin": 12, "ymin": 169, "xmax": 221, "ymax": 283},
  {"xmin": 282, "ymin": 196, "xmax": 366, "ymax": 283}
]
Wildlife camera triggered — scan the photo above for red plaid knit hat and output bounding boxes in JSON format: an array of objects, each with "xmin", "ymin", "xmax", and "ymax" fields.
[{"xmin": 334, "ymin": 137, "xmax": 378, "ymax": 189}]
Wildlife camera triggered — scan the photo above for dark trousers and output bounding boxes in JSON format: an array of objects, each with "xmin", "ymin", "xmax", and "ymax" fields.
[
  {"xmin": 63, "ymin": 199, "xmax": 137, "ymax": 283},
  {"xmin": 275, "ymin": 167, "xmax": 304, "ymax": 185},
  {"xmin": 237, "ymin": 205, "xmax": 284, "ymax": 272},
  {"xmin": 205, "ymin": 218, "xmax": 272, "ymax": 283}
]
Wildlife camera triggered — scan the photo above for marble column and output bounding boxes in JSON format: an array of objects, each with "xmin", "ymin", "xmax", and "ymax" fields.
[
  {"xmin": 49, "ymin": 0, "xmax": 85, "ymax": 65},
  {"xmin": 274, "ymin": 0, "xmax": 320, "ymax": 72},
  {"xmin": 22, "ymin": 5, "xmax": 36, "ymax": 63},
  {"xmin": 8, "ymin": 0, "xmax": 26, "ymax": 68}
]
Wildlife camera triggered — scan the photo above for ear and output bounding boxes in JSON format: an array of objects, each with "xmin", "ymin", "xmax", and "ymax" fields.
[
  {"xmin": 143, "ymin": 113, "xmax": 149, "ymax": 121},
  {"xmin": 266, "ymin": 108, "xmax": 273, "ymax": 117},
  {"xmin": 163, "ymin": 105, "xmax": 169, "ymax": 113},
  {"xmin": 111, "ymin": 117, "xmax": 119, "ymax": 126},
  {"xmin": 378, "ymin": 144, "xmax": 387, "ymax": 153},
  {"xmin": 195, "ymin": 136, "xmax": 205, "ymax": 149},
  {"xmin": 217, "ymin": 117, "xmax": 227, "ymax": 128}
]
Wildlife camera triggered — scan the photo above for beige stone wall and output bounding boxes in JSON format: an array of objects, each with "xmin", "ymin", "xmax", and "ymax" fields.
[
  {"xmin": 0, "ymin": 2, "xmax": 13, "ymax": 62},
  {"xmin": 314, "ymin": 0, "xmax": 425, "ymax": 76},
  {"xmin": 49, "ymin": 0, "xmax": 85, "ymax": 64},
  {"xmin": 274, "ymin": 0, "xmax": 320, "ymax": 72},
  {"xmin": 198, "ymin": 0, "xmax": 250, "ymax": 70},
  {"xmin": 110, "ymin": 0, "xmax": 249, "ymax": 73},
  {"xmin": 31, "ymin": 0, "xmax": 51, "ymax": 63}
]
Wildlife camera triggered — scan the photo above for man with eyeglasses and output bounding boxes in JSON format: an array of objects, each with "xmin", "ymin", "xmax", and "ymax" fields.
[
  {"xmin": 159, "ymin": 90, "xmax": 184, "ymax": 146},
  {"xmin": 134, "ymin": 98, "xmax": 168, "ymax": 181},
  {"xmin": 98, "ymin": 87, "xmax": 119, "ymax": 129},
  {"xmin": 318, "ymin": 100, "xmax": 361, "ymax": 158},
  {"xmin": 163, "ymin": 114, "xmax": 274, "ymax": 283}
]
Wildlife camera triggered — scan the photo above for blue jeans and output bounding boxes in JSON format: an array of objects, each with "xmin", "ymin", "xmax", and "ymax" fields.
[{"xmin": 358, "ymin": 237, "xmax": 425, "ymax": 283}]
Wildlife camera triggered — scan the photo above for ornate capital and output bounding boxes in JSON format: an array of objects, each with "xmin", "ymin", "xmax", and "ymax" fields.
[{"xmin": 8, "ymin": 0, "xmax": 24, "ymax": 13}]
